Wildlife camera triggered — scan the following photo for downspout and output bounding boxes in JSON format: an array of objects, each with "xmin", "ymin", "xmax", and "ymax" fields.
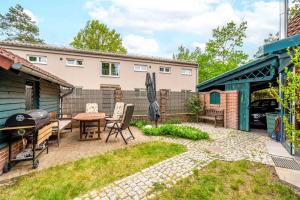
[{"xmin": 60, "ymin": 87, "xmax": 74, "ymax": 116}]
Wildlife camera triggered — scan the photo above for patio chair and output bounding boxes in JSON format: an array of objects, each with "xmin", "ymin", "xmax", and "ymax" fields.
[
  {"xmin": 86, "ymin": 103, "xmax": 98, "ymax": 113},
  {"xmin": 103, "ymin": 102, "xmax": 125, "ymax": 131},
  {"xmin": 105, "ymin": 104, "xmax": 135, "ymax": 144}
]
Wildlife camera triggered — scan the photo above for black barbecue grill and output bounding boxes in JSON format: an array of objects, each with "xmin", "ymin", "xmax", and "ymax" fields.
[{"xmin": 1, "ymin": 109, "xmax": 50, "ymax": 172}]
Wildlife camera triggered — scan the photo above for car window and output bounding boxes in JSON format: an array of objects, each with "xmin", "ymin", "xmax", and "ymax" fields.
[
  {"xmin": 260, "ymin": 100, "xmax": 269, "ymax": 107},
  {"xmin": 270, "ymin": 100, "xmax": 277, "ymax": 107},
  {"xmin": 251, "ymin": 101, "xmax": 260, "ymax": 107}
]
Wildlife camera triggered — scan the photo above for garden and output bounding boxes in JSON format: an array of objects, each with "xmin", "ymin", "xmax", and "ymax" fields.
[{"xmin": 0, "ymin": 142, "xmax": 186, "ymax": 200}]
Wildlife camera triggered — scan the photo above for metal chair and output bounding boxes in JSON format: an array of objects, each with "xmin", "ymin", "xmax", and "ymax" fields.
[
  {"xmin": 103, "ymin": 102, "xmax": 125, "ymax": 131},
  {"xmin": 106, "ymin": 104, "xmax": 135, "ymax": 144}
]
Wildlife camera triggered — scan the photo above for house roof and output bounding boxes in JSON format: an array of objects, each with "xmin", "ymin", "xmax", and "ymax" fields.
[
  {"xmin": 0, "ymin": 41, "xmax": 198, "ymax": 67},
  {"xmin": 0, "ymin": 48, "xmax": 73, "ymax": 88},
  {"xmin": 288, "ymin": 10, "xmax": 300, "ymax": 36}
]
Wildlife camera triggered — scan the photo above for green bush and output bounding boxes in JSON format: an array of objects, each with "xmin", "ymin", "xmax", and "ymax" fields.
[
  {"xmin": 143, "ymin": 124, "xmax": 209, "ymax": 140},
  {"xmin": 162, "ymin": 118, "xmax": 182, "ymax": 124},
  {"xmin": 130, "ymin": 120, "xmax": 149, "ymax": 129}
]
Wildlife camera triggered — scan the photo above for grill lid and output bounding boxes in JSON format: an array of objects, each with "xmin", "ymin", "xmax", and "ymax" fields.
[
  {"xmin": 5, "ymin": 113, "xmax": 35, "ymax": 128},
  {"xmin": 26, "ymin": 109, "xmax": 49, "ymax": 120}
]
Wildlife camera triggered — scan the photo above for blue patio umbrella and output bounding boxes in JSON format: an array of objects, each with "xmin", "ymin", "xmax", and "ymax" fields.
[{"xmin": 145, "ymin": 72, "xmax": 160, "ymax": 126}]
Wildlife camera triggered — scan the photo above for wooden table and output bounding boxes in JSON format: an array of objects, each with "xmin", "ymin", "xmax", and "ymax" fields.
[{"xmin": 73, "ymin": 112, "xmax": 105, "ymax": 141}]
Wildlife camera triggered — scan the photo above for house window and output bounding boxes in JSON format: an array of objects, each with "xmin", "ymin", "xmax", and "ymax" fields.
[
  {"xmin": 101, "ymin": 62, "xmax": 120, "ymax": 76},
  {"xmin": 134, "ymin": 88, "xmax": 147, "ymax": 98},
  {"xmin": 181, "ymin": 68, "xmax": 192, "ymax": 76},
  {"xmin": 66, "ymin": 59, "xmax": 83, "ymax": 67},
  {"xmin": 134, "ymin": 64, "xmax": 148, "ymax": 72},
  {"xmin": 210, "ymin": 92, "xmax": 220, "ymax": 104},
  {"xmin": 160, "ymin": 67, "xmax": 171, "ymax": 74},
  {"xmin": 27, "ymin": 55, "xmax": 47, "ymax": 64}
]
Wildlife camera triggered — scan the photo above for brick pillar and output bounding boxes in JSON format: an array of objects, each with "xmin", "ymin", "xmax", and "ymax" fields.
[
  {"xmin": 159, "ymin": 89, "xmax": 168, "ymax": 122},
  {"xmin": 198, "ymin": 92, "xmax": 206, "ymax": 110},
  {"xmin": 114, "ymin": 87, "xmax": 123, "ymax": 103}
]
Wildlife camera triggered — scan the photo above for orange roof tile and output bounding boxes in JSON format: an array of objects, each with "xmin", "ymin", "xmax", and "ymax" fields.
[
  {"xmin": 288, "ymin": 10, "xmax": 300, "ymax": 36},
  {"xmin": 0, "ymin": 48, "xmax": 73, "ymax": 88}
]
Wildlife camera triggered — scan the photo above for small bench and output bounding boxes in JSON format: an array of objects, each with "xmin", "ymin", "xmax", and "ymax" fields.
[
  {"xmin": 49, "ymin": 112, "xmax": 72, "ymax": 146},
  {"xmin": 199, "ymin": 109, "xmax": 224, "ymax": 127}
]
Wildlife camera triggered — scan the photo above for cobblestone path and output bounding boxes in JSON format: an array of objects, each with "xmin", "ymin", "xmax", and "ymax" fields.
[{"xmin": 75, "ymin": 123, "xmax": 274, "ymax": 200}]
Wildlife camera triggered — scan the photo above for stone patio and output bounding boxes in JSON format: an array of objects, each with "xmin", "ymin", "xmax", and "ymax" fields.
[
  {"xmin": 0, "ymin": 126, "xmax": 152, "ymax": 182},
  {"xmin": 76, "ymin": 123, "xmax": 275, "ymax": 200}
]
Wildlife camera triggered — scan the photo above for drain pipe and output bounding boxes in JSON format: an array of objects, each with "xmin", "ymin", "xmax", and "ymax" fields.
[
  {"xmin": 59, "ymin": 87, "xmax": 74, "ymax": 117},
  {"xmin": 280, "ymin": 0, "xmax": 289, "ymax": 39}
]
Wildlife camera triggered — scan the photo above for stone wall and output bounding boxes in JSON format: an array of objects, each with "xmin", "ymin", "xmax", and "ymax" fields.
[{"xmin": 198, "ymin": 90, "xmax": 239, "ymax": 129}]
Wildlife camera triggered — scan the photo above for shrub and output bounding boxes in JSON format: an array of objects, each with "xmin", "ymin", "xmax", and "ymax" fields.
[
  {"xmin": 162, "ymin": 118, "xmax": 182, "ymax": 124},
  {"xmin": 186, "ymin": 96, "xmax": 203, "ymax": 122},
  {"xmin": 130, "ymin": 120, "xmax": 149, "ymax": 129},
  {"xmin": 143, "ymin": 124, "xmax": 209, "ymax": 140}
]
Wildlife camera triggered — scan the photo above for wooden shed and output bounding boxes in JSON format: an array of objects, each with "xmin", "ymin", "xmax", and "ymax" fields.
[{"xmin": 0, "ymin": 48, "xmax": 73, "ymax": 149}]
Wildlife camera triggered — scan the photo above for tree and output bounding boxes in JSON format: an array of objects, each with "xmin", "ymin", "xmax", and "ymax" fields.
[
  {"xmin": 173, "ymin": 21, "xmax": 248, "ymax": 83},
  {"xmin": 254, "ymin": 33, "xmax": 279, "ymax": 58},
  {"xmin": 290, "ymin": 0, "xmax": 300, "ymax": 21},
  {"xmin": 173, "ymin": 45, "xmax": 200, "ymax": 62},
  {"xmin": 0, "ymin": 4, "xmax": 43, "ymax": 43},
  {"xmin": 270, "ymin": 47, "xmax": 300, "ymax": 147},
  {"xmin": 205, "ymin": 21, "xmax": 248, "ymax": 71},
  {"xmin": 71, "ymin": 20, "xmax": 127, "ymax": 54}
]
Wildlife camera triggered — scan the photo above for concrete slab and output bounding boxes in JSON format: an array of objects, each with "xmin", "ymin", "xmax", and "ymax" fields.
[
  {"xmin": 265, "ymin": 140, "xmax": 293, "ymax": 158},
  {"xmin": 275, "ymin": 167, "xmax": 300, "ymax": 188}
]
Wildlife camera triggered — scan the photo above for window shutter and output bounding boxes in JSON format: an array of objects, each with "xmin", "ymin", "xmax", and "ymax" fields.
[{"xmin": 210, "ymin": 92, "xmax": 220, "ymax": 104}]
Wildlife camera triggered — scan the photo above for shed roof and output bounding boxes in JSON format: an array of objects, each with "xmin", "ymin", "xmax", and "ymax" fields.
[{"xmin": 0, "ymin": 48, "xmax": 73, "ymax": 88}]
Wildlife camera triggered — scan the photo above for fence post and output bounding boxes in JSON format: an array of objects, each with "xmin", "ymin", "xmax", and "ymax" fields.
[
  {"xmin": 159, "ymin": 89, "xmax": 168, "ymax": 122},
  {"xmin": 114, "ymin": 87, "xmax": 123, "ymax": 103}
]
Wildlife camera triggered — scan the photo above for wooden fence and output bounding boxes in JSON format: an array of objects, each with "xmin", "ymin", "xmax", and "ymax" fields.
[{"xmin": 62, "ymin": 89, "xmax": 197, "ymax": 116}]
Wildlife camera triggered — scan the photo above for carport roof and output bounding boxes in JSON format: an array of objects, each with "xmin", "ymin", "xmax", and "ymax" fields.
[
  {"xmin": 197, "ymin": 34, "xmax": 300, "ymax": 91},
  {"xmin": 197, "ymin": 54, "xmax": 278, "ymax": 91}
]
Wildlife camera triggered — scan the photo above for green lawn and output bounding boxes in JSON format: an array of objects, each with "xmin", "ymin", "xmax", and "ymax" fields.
[
  {"xmin": 153, "ymin": 160, "xmax": 300, "ymax": 200},
  {"xmin": 0, "ymin": 141, "xmax": 186, "ymax": 200}
]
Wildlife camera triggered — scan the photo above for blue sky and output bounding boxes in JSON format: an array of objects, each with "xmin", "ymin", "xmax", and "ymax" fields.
[{"xmin": 0, "ymin": 0, "xmax": 281, "ymax": 58}]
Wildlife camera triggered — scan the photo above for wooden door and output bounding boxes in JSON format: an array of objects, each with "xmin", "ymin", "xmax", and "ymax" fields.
[{"xmin": 226, "ymin": 83, "xmax": 250, "ymax": 131}]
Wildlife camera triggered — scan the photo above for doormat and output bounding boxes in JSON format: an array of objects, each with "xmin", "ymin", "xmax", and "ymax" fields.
[{"xmin": 271, "ymin": 156, "xmax": 300, "ymax": 170}]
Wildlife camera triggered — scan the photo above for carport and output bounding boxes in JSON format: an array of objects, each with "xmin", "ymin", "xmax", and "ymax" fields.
[
  {"xmin": 198, "ymin": 54, "xmax": 279, "ymax": 131},
  {"xmin": 197, "ymin": 34, "xmax": 300, "ymax": 153}
]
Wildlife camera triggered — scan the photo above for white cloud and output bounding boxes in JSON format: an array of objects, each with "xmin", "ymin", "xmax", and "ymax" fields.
[
  {"xmin": 85, "ymin": 0, "xmax": 280, "ymax": 52},
  {"xmin": 123, "ymin": 34, "xmax": 159, "ymax": 55},
  {"xmin": 24, "ymin": 9, "xmax": 40, "ymax": 23}
]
